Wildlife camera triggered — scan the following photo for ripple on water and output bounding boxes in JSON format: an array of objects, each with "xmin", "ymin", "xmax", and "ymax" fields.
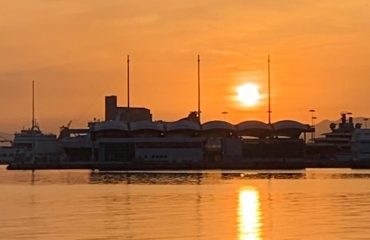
[{"xmin": 1, "ymin": 166, "xmax": 370, "ymax": 239}]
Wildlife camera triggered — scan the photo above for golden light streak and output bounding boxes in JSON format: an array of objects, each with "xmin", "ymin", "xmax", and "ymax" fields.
[{"xmin": 238, "ymin": 188, "xmax": 262, "ymax": 240}]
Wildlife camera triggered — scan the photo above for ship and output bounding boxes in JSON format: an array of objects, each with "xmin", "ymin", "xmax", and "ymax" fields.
[
  {"xmin": 305, "ymin": 113, "xmax": 370, "ymax": 162},
  {"xmin": 0, "ymin": 81, "xmax": 64, "ymax": 165}
]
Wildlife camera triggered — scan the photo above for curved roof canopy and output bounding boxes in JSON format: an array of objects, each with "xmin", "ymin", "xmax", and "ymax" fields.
[
  {"xmin": 237, "ymin": 121, "xmax": 272, "ymax": 131},
  {"xmin": 273, "ymin": 120, "xmax": 311, "ymax": 138},
  {"xmin": 273, "ymin": 120, "xmax": 310, "ymax": 131},
  {"xmin": 202, "ymin": 120, "xmax": 236, "ymax": 131},
  {"xmin": 166, "ymin": 120, "xmax": 201, "ymax": 132},
  {"xmin": 236, "ymin": 120, "xmax": 272, "ymax": 138},
  {"xmin": 94, "ymin": 121, "xmax": 128, "ymax": 132},
  {"xmin": 130, "ymin": 120, "xmax": 164, "ymax": 132}
]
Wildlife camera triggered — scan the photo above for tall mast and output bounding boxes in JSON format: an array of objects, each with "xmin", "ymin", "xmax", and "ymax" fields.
[
  {"xmin": 32, "ymin": 80, "xmax": 35, "ymax": 129},
  {"xmin": 31, "ymin": 80, "xmax": 36, "ymax": 165},
  {"xmin": 267, "ymin": 55, "xmax": 271, "ymax": 125},
  {"xmin": 126, "ymin": 55, "xmax": 130, "ymax": 123},
  {"xmin": 197, "ymin": 54, "xmax": 201, "ymax": 122},
  {"xmin": 127, "ymin": 55, "xmax": 130, "ymax": 110}
]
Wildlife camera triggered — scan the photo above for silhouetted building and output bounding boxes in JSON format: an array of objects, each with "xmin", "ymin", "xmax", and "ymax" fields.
[{"xmin": 105, "ymin": 96, "xmax": 152, "ymax": 122}]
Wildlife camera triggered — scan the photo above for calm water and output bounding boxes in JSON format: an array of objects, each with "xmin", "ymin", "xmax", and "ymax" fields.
[{"xmin": 1, "ymin": 166, "xmax": 370, "ymax": 239}]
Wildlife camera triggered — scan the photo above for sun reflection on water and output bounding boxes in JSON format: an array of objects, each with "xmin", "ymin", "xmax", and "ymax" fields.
[{"xmin": 238, "ymin": 188, "xmax": 262, "ymax": 240}]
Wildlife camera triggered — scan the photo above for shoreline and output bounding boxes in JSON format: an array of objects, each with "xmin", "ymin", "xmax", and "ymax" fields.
[{"xmin": 6, "ymin": 160, "xmax": 370, "ymax": 171}]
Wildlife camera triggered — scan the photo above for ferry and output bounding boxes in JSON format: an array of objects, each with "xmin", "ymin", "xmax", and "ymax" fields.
[
  {"xmin": 0, "ymin": 124, "xmax": 64, "ymax": 165},
  {"xmin": 0, "ymin": 81, "xmax": 64, "ymax": 164},
  {"xmin": 306, "ymin": 113, "xmax": 370, "ymax": 161}
]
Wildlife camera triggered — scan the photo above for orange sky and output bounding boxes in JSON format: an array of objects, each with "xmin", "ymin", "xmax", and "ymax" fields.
[{"xmin": 1, "ymin": 0, "xmax": 370, "ymax": 134}]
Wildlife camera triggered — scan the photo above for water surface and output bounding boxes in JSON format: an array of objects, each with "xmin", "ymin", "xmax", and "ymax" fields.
[{"xmin": 1, "ymin": 166, "xmax": 370, "ymax": 239}]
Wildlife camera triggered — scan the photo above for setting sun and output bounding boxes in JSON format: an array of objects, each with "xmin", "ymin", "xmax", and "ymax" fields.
[{"xmin": 237, "ymin": 83, "xmax": 261, "ymax": 107}]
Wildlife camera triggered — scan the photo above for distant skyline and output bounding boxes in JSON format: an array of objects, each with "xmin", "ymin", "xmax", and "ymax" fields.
[{"xmin": 1, "ymin": 0, "xmax": 370, "ymax": 133}]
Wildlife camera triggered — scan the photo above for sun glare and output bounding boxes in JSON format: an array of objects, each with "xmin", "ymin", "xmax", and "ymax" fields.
[{"xmin": 237, "ymin": 83, "xmax": 260, "ymax": 106}]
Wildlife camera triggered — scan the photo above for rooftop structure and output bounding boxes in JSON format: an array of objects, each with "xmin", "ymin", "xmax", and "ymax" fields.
[
  {"xmin": 130, "ymin": 120, "xmax": 165, "ymax": 137},
  {"xmin": 105, "ymin": 96, "xmax": 152, "ymax": 122},
  {"xmin": 236, "ymin": 121, "xmax": 272, "ymax": 138},
  {"xmin": 202, "ymin": 120, "xmax": 236, "ymax": 137},
  {"xmin": 273, "ymin": 120, "xmax": 312, "ymax": 138}
]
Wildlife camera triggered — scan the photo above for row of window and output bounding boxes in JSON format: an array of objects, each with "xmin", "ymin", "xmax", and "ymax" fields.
[
  {"xmin": 0, "ymin": 153, "xmax": 14, "ymax": 157},
  {"xmin": 142, "ymin": 155, "xmax": 168, "ymax": 159}
]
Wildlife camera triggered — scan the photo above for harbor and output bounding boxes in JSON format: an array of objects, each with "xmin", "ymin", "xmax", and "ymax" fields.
[
  {"xmin": 1, "ymin": 57, "xmax": 370, "ymax": 170},
  {"xmin": 2, "ymin": 61, "xmax": 370, "ymax": 170},
  {"xmin": 3, "ymin": 1, "xmax": 370, "ymax": 240},
  {"xmin": 3, "ymin": 94, "xmax": 370, "ymax": 170}
]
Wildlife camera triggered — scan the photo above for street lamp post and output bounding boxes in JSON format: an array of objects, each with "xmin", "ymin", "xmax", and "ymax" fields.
[
  {"xmin": 309, "ymin": 109, "xmax": 316, "ymax": 142},
  {"xmin": 221, "ymin": 111, "xmax": 228, "ymax": 121},
  {"xmin": 312, "ymin": 116, "xmax": 317, "ymax": 139}
]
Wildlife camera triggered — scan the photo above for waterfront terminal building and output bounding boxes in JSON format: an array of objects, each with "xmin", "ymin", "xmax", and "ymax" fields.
[{"xmin": 58, "ymin": 96, "xmax": 313, "ymax": 165}]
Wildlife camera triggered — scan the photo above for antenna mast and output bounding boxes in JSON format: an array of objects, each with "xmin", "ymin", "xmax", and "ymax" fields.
[
  {"xmin": 126, "ymin": 55, "xmax": 130, "ymax": 124},
  {"xmin": 32, "ymin": 80, "xmax": 35, "ymax": 129},
  {"xmin": 267, "ymin": 55, "xmax": 271, "ymax": 125},
  {"xmin": 197, "ymin": 54, "xmax": 201, "ymax": 122},
  {"xmin": 127, "ymin": 55, "xmax": 130, "ymax": 110}
]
